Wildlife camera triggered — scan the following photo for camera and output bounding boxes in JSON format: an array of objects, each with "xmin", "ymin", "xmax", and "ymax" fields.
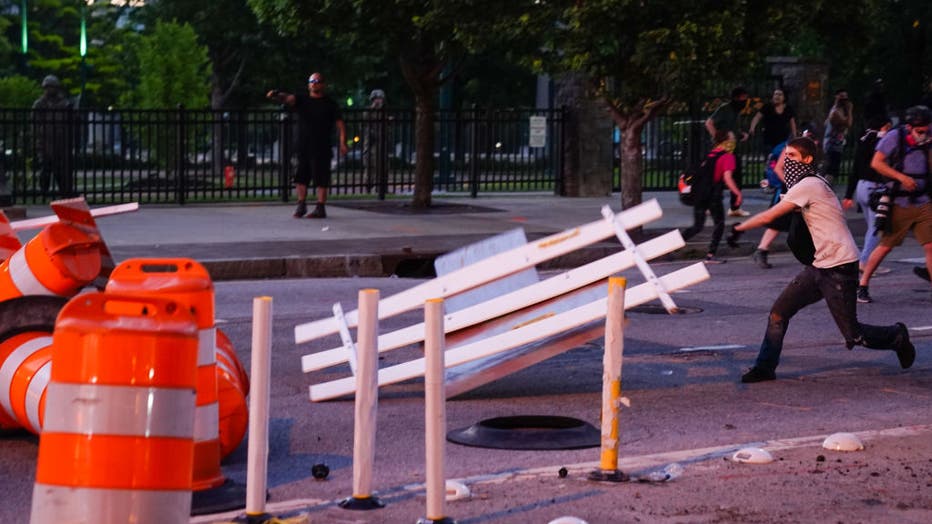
[{"xmin": 873, "ymin": 192, "xmax": 891, "ymax": 235}]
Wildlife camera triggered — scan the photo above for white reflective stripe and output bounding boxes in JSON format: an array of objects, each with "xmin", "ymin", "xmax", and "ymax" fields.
[
  {"xmin": 43, "ymin": 383, "xmax": 195, "ymax": 438},
  {"xmin": 193, "ymin": 402, "xmax": 220, "ymax": 442},
  {"xmin": 215, "ymin": 357, "xmax": 237, "ymax": 379},
  {"xmin": 0, "ymin": 335, "xmax": 53, "ymax": 417},
  {"xmin": 25, "ymin": 361, "xmax": 51, "ymax": 432},
  {"xmin": 30, "ymin": 484, "xmax": 192, "ymax": 524},
  {"xmin": 8, "ymin": 249, "xmax": 56, "ymax": 297},
  {"xmin": 198, "ymin": 328, "xmax": 216, "ymax": 366}
]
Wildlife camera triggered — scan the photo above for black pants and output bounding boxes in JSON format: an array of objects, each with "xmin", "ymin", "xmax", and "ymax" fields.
[{"xmin": 682, "ymin": 193, "xmax": 725, "ymax": 255}]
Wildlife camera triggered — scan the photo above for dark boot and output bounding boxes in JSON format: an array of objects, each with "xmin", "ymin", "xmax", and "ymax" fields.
[
  {"xmin": 308, "ymin": 203, "xmax": 326, "ymax": 219},
  {"xmin": 752, "ymin": 249, "xmax": 773, "ymax": 269},
  {"xmin": 858, "ymin": 322, "xmax": 915, "ymax": 369},
  {"xmin": 293, "ymin": 200, "xmax": 307, "ymax": 218}
]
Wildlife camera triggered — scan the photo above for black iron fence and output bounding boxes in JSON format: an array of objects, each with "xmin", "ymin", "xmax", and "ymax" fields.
[
  {"xmin": 0, "ymin": 107, "xmax": 564, "ymax": 205},
  {"xmin": 1, "ymin": 106, "xmax": 858, "ymax": 205}
]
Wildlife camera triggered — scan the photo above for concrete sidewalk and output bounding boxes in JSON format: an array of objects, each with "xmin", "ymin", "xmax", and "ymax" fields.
[{"xmin": 13, "ymin": 189, "xmax": 895, "ymax": 280}]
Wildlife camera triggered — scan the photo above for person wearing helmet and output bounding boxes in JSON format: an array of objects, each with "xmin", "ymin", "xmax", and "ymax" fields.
[
  {"xmin": 363, "ymin": 89, "xmax": 386, "ymax": 192},
  {"xmin": 31, "ymin": 74, "xmax": 75, "ymax": 198},
  {"xmin": 266, "ymin": 72, "xmax": 347, "ymax": 219},
  {"xmin": 857, "ymin": 105, "xmax": 932, "ymax": 303}
]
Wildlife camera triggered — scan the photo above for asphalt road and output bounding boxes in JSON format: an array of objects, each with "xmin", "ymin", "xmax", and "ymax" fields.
[{"xmin": 2, "ymin": 251, "xmax": 931, "ymax": 523}]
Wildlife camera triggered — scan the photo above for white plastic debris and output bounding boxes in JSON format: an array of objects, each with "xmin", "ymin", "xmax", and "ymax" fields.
[
  {"xmin": 644, "ymin": 462, "xmax": 684, "ymax": 482},
  {"xmin": 445, "ymin": 480, "xmax": 471, "ymax": 501},
  {"xmin": 321, "ymin": 226, "xmax": 330, "ymax": 231},
  {"xmin": 822, "ymin": 432, "xmax": 864, "ymax": 451},
  {"xmin": 548, "ymin": 517, "xmax": 588, "ymax": 524},
  {"xmin": 732, "ymin": 447, "xmax": 775, "ymax": 464}
]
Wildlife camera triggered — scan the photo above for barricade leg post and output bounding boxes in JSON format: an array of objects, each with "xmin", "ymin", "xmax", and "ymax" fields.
[
  {"xmin": 243, "ymin": 296, "xmax": 273, "ymax": 523},
  {"xmin": 589, "ymin": 277, "xmax": 629, "ymax": 483},
  {"xmin": 418, "ymin": 298, "xmax": 456, "ymax": 524},
  {"xmin": 340, "ymin": 289, "xmax": 385, "ymax": 510}
]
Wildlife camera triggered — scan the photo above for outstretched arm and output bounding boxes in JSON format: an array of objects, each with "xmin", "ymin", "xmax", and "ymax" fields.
[
  {"xmin": 735, "ymin": 199, "xmax": 797, "ymax": 232},
  {"xmin": 266, "ymin": 90, "xmax": 296, "ymax": 106}
]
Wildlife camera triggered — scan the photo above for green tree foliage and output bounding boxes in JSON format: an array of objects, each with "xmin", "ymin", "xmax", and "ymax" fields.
[
  {"xmin": 0, "ymin": 0, "xmax": 136, "ymax": 107},
  {"xmin": 0, "ymin": 74, "xmax": 40, "ymax": 107},
  {"xmin": 513, "ymin": 0, "xmax": 766, "ymax": 208},
  {"xmin": 122, "ymin": 21, "xmax": 211, "ymax": 109}
]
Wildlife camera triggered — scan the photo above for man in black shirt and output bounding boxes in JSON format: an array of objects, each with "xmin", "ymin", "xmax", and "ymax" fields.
[{"xmin": 267, "ymin": 72, "xmax": 347, "ymax": 218}]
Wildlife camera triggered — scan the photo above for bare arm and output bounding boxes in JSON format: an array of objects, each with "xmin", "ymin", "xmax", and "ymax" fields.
[
  {"xmin": 265, "ymin": 90, "xmax": 296, "ymax": 107},
  {"xmin": 735, "ymin": 199, "xmax": 798, "ymax": 232},
  {"xmin": 789, "ymin": 117, "xmax": 797, "ymax": 139},
  {"xmin": 705, "ymin": 117, "xmax": 716, "ymax": 137},
  {"xmin": 723, "ymin": 170, "xmax": 742, "ymax": 207},
  {"xmin": 749, "ymin": 112, "xmax": 762, "ymax": 135},
  {"xmin": 870, "ymin": 150, "xmax": 918, "ymax": 191},
  {"xmin": 336, "ymin": 119, "xmax": 348, "ymax": 156}
]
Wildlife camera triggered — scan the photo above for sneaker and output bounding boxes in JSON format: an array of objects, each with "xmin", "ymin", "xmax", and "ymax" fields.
[
  {"xmin": 873, "ymin": 266, "xmax": 893, "ymax": 275},
  {"xmin": 728, "ymin": 208, "xmax": 751, "ymax": 217},
  {"xmin": 293, "ymin": 201, "xmax": 307, "ymax": 218},
  {"xmin": 741, "ymin": 366, "xmax": 776, "ymax": 383},
  {"xmin": 704, "ymin": 254, "xmax": 727, "ymax": 265},
  {"xmin": 308, "ymin": 203, "xmax": 327, "ymax": 219},
  {"xmin": 914, "ymin": 266, "xmax": 931, "ymax": 282},
  {"xmin": 856, "ymin": 286, "xmax": 873, "ymax": 304},
  {"xmin": 751, "ymin": 249, "xmax": 773, "ymax": 269},
  {"xmin": 892, "ymin": 323, "xmax": 915, "ymax": 369}
]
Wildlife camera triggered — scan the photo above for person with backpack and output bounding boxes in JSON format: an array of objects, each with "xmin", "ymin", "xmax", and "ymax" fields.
[
  {"xmin": 856, "ymin": 105, "xmax": 932, "ymax": 303},
  {"xmin": 841, "ymin": 115, "xmax": 893, "ymax": 275},
  {"xmin": 729, "ymin": 137, "xmax": 915, "ymax": 383},
  {"xmin": 680, "ymin": 130, "xmax": 742, "ymax": 264}
]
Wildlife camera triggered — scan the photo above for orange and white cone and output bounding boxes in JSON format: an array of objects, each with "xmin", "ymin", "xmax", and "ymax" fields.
[
  {"xmin": 30, "ymin": 292, "xmax": 199, "ymax": 524},
  {"xmin": 49, "ymin": 197, "xmax": 117, "ymax": 287},
  {"xmin": 0, "ymin": 296, "xmax": 67, "ymax": 435},
  {"xmin": 0, "ymin": 210, "xmax": 23, "ymax": 262},
  {"xmin": 0, "ymin": 221, "xmax": 101, "ymax": 302},
  {"xmin": 215, "ymin": 328, "xmax": 249, "ymax": 459},
  {"xmin": 105, "ymin": 258, "xmax": 246, "ymax": 515}
]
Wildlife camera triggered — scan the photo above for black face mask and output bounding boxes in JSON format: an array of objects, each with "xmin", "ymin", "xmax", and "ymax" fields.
[{"xmin": 783, "ymin": 159, "xmax": 816, "ymax": 189}]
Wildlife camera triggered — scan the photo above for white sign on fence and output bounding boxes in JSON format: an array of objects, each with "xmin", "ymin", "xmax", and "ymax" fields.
[{"xmin": 529, "ymin": 115, "xmax": 547, "ymax": 148}]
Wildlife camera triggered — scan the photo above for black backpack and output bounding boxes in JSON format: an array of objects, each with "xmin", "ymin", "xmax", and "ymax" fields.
[{"xmin": 678, "ymin": 150, "xmax": 727, "ymax": 206}]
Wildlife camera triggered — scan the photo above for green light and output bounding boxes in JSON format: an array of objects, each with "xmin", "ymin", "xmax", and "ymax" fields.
[
  {"xmin": 346, "ymin": 97, "xmax": 354, "ymax": 107},
  {"xmin": 80, "ymin": 7, "xmax": 87, "ymax": 57},
  {"xmin": 20, "ymin": 0, "xmax": 27, "ymax": 54}
]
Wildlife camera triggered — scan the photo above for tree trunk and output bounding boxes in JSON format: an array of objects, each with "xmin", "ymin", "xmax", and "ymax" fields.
[
  {"xmin": 412, "ymin": 93, "xmax": 436, "ymax": 208},
  {"xmin": 618, "ymin": 121, "xmax": 644, "ymax": 211}
]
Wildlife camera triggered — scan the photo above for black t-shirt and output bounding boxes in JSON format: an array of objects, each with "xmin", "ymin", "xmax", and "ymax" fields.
[
  {"xmin": 759, "ymin": 103, "xmax": 795, "ymax": 147},
  {"xmin": 293, "ymin": 94, "xmax": 342, "ymax": 156}
]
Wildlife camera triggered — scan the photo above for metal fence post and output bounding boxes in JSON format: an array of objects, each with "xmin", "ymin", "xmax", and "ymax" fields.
[
  {"xmin": 468, "ymin": 106, "xmax": 479, "ymax": 198},
  {"xmin": 279, "ymin": 112, "xmax": 291, "ymax": 203},
  {"xmin": 175, "ymin": 104, "xmax": 186, "ymax": 205}
]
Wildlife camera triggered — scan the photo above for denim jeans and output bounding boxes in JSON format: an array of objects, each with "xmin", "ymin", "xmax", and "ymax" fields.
[
  {"xmin": 855, "ymin": 180, "xmax": 884, "ymax": 266},
  {"xmin": 754, "ymin": 261, "xmax": 901, "ymax": 371}
]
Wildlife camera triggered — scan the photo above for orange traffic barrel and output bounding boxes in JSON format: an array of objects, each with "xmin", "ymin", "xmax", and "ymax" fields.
[
  {"xmin": 216, "ymin": 328, "xmax": 249, "ymax": 458},
  {"xmin": 105, "ymin": 258, "xmax": 225, "ymax": 491},
  {"xmin": 0, "ymin": 296, "xmax": 67, "ymax": 435},
  {"xmin": 30, "ymin": 292, "xmax": 199, "ymax": 524},
  {"xmin": 0, "ymin": 221, "xmax": 101, "ymax": 302},
  {"xmin": 0, "ymin": 210, "xmax": 22, "ymax": 261}
]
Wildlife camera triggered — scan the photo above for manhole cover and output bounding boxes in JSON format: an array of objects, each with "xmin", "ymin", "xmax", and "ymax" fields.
[
  {"xmin": 447, "ymin": 415, "xmax": 599, "ymax": 450},
  {"xmin": 628, "ymin": 305, "xmax": 703, "ymax": 315}
]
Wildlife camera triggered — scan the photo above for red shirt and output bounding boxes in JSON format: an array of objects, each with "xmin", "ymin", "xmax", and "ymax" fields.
[{"xmin": 710, "ymin": 148, "xmax": 736, "ymax": 184}]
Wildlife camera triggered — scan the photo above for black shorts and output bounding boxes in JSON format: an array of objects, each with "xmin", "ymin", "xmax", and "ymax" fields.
[{"xmin": 294, "ymin": 153, "xmax": 332, "ymax": 188}]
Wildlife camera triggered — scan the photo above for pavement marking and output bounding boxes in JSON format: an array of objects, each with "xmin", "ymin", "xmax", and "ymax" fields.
[
  {"xmin": 679, "ymin": 344, "xmax": 746, "ymax": 352},
  {"xmin": 909, "ymin": 325, "xmax": 932, "ymax": 332},
  {"xmin": 190, "ymin": 423, "xmax": 932, "ymax": 523}
]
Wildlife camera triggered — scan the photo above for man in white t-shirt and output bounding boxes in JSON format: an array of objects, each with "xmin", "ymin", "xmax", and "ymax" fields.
[{"xmin": 730, "ymin": 137, "xmax": 915, "ymax": 383}]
